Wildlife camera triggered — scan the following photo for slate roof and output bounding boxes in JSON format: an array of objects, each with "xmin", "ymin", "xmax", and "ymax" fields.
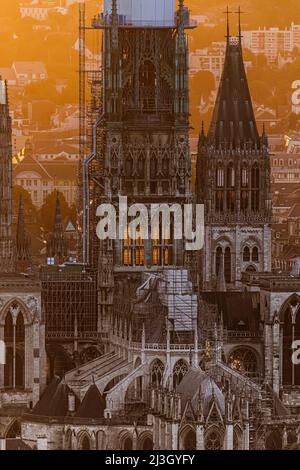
[
  {"xmin": 177, "ymin": 368, "xmax": 225, "ymax": 416},
  {"xmin": 76, "ymin": 384, "xmax": 106, "ymax": 419},
  {"xmin": 208, "ymin": 36, "xmax": 259, "ymax": 148},
  {"xmin": 32, "ymin": 376, "xmax": 76, "ymax": 417}
]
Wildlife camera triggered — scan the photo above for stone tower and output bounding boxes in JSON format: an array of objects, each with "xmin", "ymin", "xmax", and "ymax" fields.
[
  {"xmin": 196, "ymin": 15, "xmax": 272, "ymax": 291},
  {"xmin": 0, "ymin": 80, "xmax": 14, "ymax": 272},
  {"xmin": 86, "ymin": 0, "xmax": 196, "ymax": 337}
]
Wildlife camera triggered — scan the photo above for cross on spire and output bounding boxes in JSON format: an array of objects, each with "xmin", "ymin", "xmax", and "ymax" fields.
[
  {"xmin": 224, "ymin": 6, "xmax": 232, "ymax": 43},
  {"xmin": 236, "ymin": 6, "xmax": 244, "ymax": 43}
]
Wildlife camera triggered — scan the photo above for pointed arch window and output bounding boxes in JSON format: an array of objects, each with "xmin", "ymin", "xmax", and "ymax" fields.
[
  {"xmin": 216, "ymin": 246, "xmax": 223, "ymax": 277},
  {"xmin": 137, "ymin": 152, "xmax": 145, "ymax": 178},
  {"xmin": 252, "ymin": 246, "xmax": 259, "ymax": 262},
  {"xmin": 241, "ymin": 164, "xmax": 249, "ymax": 212},
  {"xmin": 205, "ymin": 430, "xmax": 222, "ymax": 450},
  {"xmin": 162, "ymin": 154, "xmax": 169, "ymax": 177},
  {"xmin": 4, "ymin": 307, "xmax": 25, "ymax": 390},
  {"xmin": 216, "ymin": 164, "xmax": 224, "ymax": 212},
  {"xmin": 227, "ymin": 164, "xmax": 235, "ymax": 188},
  {"xmin": 173, "ymin": 360, "xmax": 188, "ymax": 388},
  {"xmin": 150, "ymin": 359, "xmax": 165, "ymax": 388},
  {"xmin": 241, "ymin": 165, "xmax": 249, "ymax": 187},
  {"xmin": 224, "ymin": 247, "xmax": 231, "ymax": 283},
  {"xmin": 227, "ymin": 164, "xmax": 235, "ymax": 212},
  {"xmin": 150, "ymin": 154, "xmax": 157, "ymax": 179},
  {"xmin": 251, "ymin": 163, "xmax": 260, "ymax": 211},
  {"xmin": 228, "ymin": 348, "xmax": 259, "ymax": 378},
  {"xmin": 125, "ymin": 156, "xmax": 133, "ymax": 176},
  {"xmin": 243, "ymin": 246, "xmax": 251, "ymax": 262},
  {"xmin": 216, "ymin": 164, "xmax": 224, "ymax": 188}
]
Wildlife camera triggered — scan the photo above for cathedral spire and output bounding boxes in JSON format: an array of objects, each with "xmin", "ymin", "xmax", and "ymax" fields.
[
  {"xmin": 198, "ymin": 121, "xmax": 207, "ymax": 149},
  {"xmin": 208, "ymin": 16, "xmax": 259, "ymax": 149},
  {"xmin": 47, "ymin": 192, "xmax": 68, "ymax": 265},
  {"xmin": 16, "ymin": 195, "xmax": 31, "ymax": 272}
]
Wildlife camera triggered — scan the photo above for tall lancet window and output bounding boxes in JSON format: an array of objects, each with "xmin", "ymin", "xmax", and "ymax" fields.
[
  {"xmin": 4, "ymin": 305, "xmax": 25, "ymax": 390},
  {"xmin": 216, "ymin": 164, "xmax": 224, "ymax": 212},
  {"xmin": 241, "ymin": 164, "xmax": 249, "ymax": 212},
  {"xmin": 227, "ymin": 164, "xmax": 235, "ymax": 212},
  {"xmin": 251, "ymin": 163, "xmax": 260, "ymax": 212},
  {"xmin": 224, "ymin": 247, "xmax": 232, "ymax": 284},
  {"xmin": 216, "ymin": 246, "xmax": 223, "ymax": 277}
]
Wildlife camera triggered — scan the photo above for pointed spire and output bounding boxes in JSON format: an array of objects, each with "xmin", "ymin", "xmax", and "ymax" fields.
[
  {"xmin": 262, "ymin": 123, "xmax": 268, "ymax": 148},
  {"xmin": 47, "ymin": 192, "xmax": 68, "ymax": 264},
  {"xmin": 238, "ymin": 6, "xmax": 242, "ymax": 44},
  {"xmin": 177, "ymin": 0, "xmax": 185, "ymax": 38},
  {"xmin": 54, "ymin": 191, "xmax": 63, "ymax": 234},
  {"xmin": 198, "ymin": 121, "xmax": 207, "ymax": 149},
  {"xmin": 111, "ymin": 0, "xmax": 117, "ymax": 21},
  {"xmin": 16, "ymin": 194, "xmax": 31, "ymax": 271},
  {"xmin": 226, "ymin": 6, "xmax": 230, "ymax": 44},
  {"xmin": 111, "ymin": 0, "xmax": 119, "ymax": 51},
  {"xmin": 208, "ymin": 10, "xmax": 259, "ymax": 149}
]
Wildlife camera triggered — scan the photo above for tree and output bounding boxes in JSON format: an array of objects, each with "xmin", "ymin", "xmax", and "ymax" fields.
[{"xmin": 39, "ymin": 191, "xmax": 70, "ymax": 233}]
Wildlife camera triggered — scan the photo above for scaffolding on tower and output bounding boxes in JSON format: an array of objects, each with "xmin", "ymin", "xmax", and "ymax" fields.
[{"xmin": 78, "ymin": 0, "xmax": 104, "ymax": 266}]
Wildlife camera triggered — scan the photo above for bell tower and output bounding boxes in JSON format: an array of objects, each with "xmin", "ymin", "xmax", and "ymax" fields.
[{"xmin": 196, "ymin": 12, "xmax": 272, "ymax": 291}]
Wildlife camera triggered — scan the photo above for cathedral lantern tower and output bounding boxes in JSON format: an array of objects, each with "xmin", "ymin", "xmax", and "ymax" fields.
[
  {"xmin": 196, "ymin": 13, "xmax": 272, "ymax": 291},
  {"xmin": 84, "ymin": 0, "xmax": 197, "ymax": 338},
  {"xmin": 87, "ymin": 0, "xmax": 195, "ymax": 269}
]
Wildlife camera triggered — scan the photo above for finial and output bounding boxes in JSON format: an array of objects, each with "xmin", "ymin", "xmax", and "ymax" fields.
[
  {"xmin": 198, "ymin": 121, "xmax": 206, "ymax": 149},
  {"xmin": 225, "ymin": 6, "xmax": 231, "ymax": 43},
  {"xmin": 262, "ymin": 123, "xmax": 268, "ymax": 148},
  {"xmin": 237, "ymin": 6, "xmax": 243, "ymax": 44},
  {"xmin": 5, "ymin": 79, "xmax": 9, "ymax": 107},
  {"xmin": 112, "ymin": 0, "xmax": 117, "ymax": 17}
]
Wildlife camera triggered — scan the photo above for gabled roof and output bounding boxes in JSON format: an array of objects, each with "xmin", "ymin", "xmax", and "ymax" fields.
[
  {"xmin": 13, "ymin": 155, "xmax": 52, "ymax": 180},
  {"xmin": 208, "ymin": 34, "xmax": 259, "ymax": 148},
  {"xmin": 12, "ymin": 61, "xmax": 47, "ymax": 76}
]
